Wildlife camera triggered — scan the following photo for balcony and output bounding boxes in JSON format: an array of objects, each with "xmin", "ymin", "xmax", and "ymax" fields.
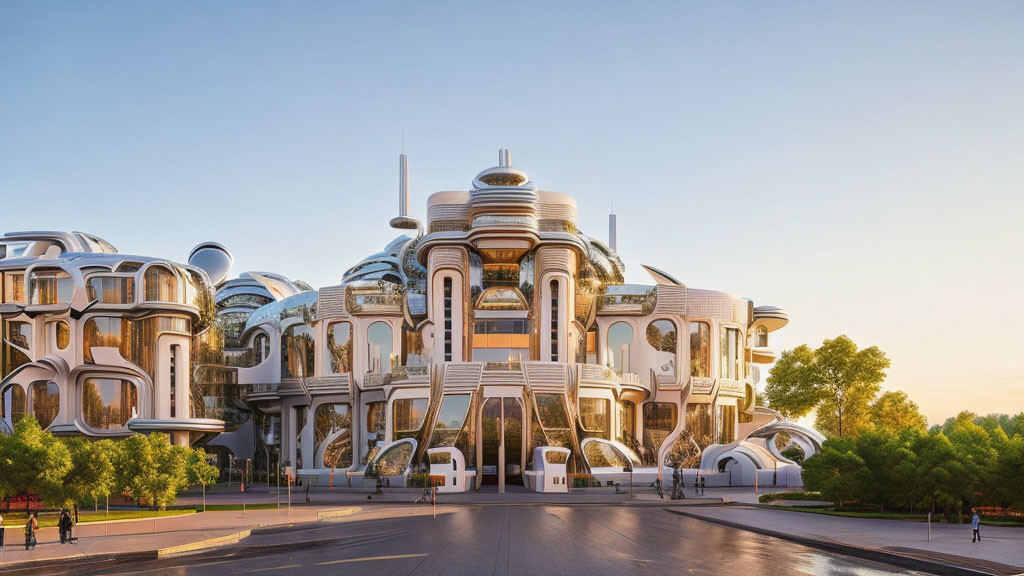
[
  {"xmin": 598, "ymin": 285, "xmax": 656, "ymax": 315},
  {"xmin": 345, "ymin": 280, "xmax": 404, "ymax": 315}
]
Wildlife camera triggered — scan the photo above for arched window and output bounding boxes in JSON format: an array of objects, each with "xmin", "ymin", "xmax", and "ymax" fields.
[
  {"xmin": 689, "ymin": 322, "xmax": 711, "ymax": 378},
  {"xmin": 31, "ymin": 380, "xmax": 59, "ymax": 429},
  {"xmin": 756, "ymin": 325, "xmax": 768, "ymax": 348},
  {"xmin": 606, "ymin": 322, "xmax": 633, "ymax": 372},
  {"xmin": 82, "ymin": 378, "xmax": 137, "ymax": 430},
  {"xmin": 646, "ymin": 319, "xmax": 677, "ymax": 377},
  {"xmin": 83, "ymin": 317, "xmax": 126, "ymax": 364},
  {"xmin": 144, "ymin": 267, "xmax": 177, "ymax": 302},
  {"xmin": 1, "ymin": 384, "xmax": 26, "ymax": 426},
  {"xmin": 252, "ymin": 330, "xmax": 270, "ymax": 363},
  {"xmin": 55, "ymin": 321, "xmax": 70, "ymax": 350},
  {"xmin": 3, "ymin": 321, "xmax": 32, "ymax": 377},
  {"xmin": 327, "ymin": 322, "xmax": 352, "ymax": 374},
  {"xmin": 281, "ymin": 324, "xmax": 315, "ymax": 379},
  {"xmin": 367, "ymin": 322, "xmax": 393, "ymax": 374}
]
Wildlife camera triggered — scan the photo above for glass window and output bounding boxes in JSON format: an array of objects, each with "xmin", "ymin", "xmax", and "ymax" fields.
[
  {"xmin": 144, "ymin": 267, "xmax": 177, "ymax": 302},
  {"xmin": 253, "ymin": 331, "xmax": 270, "ymax": 362},
  {"xmin": 583, "ymin": 440, "xmax": 629, "ymax": 469},
  {"xmin": 83, "ymin": 317, "xmax": 125, "ymax": 364},
  {"xmin": 689, "ymin": 322, "xmax": 710, "ymax": 378},
  {"xmin": 579, "ymin": 397, "xmax": 610, "ymax": 439},
  {"xmin": 281, "ymin": 324, "xmax": 315, "ymax": 379},
  {"xmin": 619, "ymin": 400, "xmax": 636, "ymax": 447},
  {"xmin": 471, "ymin": 318, "xmax": 530, "ymax": 363},
  {"xmin": 30, "ymin": 380, "xmax": 59, "ymax": 429},
  {"xmin": 756, "ymin": 325, "xmax": 768, "ymax": 348},
  {"xmin": 3, "ymin": 321, "xmax": 32, "ymax": 377},
  {"xmin": 430, "ymin": 394, "xmax": 471, "ymax": 447},
  {"xmin": 87, "ymin": 276, "xmax": 135, "ymax": 304},
  {"xmin": 314, "ymin": 403, "xmax": 352, "ymax": 469},
  {"xmin": 366, "ymin": 401, "xmax": 386, "ymax": 436},
  {"xmin": 1, "ymin": 384, "xmax": 26, "ymax": 424},
  {"xmin": 606, "ymin": 322, "xmax": 633, "ymax": 372},
  {"xmin": 369, "ymin": 441, "xmax": 413, "ymax": 477},
  {"xmin": 55, "ymin": 321, "xmax": 70, "ymax": 350},
  {"xmin": 367, "ymin": 322, "xmax": 393, "ymax": 374},
  {"xmin": 686, "ymin": 403, "xmax": 713, "ymax": 449},
  {"xmin": 642, "ymin": 402, "xmax": 678, "ymax": 466},
  {"xmin": 720, "ymin": 327, "xmax": 742, "ymax": 380},
  {"xmin": 81, "ymin": 378, "xmax": 137, "ymax": 430},
  {"xmin": 327, "ymin": 321, "xmax": 352, "ymax": 374},
  {"xmin": 646, "ymin": 319, "xmax": 677, "ymax": 377},
  {"xmin": 30, "ymin": 270, "xmax": 74, "ymax": 305},
  {"xmin": 443, "ymin": 278, "xmax": 453, "ymax": 362},
  {"xmin": 392, "ymin": 397, "xmax": 428, "ymax": 440},
  {"xmin": 3, "ymin": 272, "xmax": 26, "ymax": 303}
]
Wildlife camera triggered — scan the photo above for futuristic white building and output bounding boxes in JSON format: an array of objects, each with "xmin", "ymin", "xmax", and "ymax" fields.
[{"xmin": 0, "ymin": 150, "xmax": 821, "ymax": 491}]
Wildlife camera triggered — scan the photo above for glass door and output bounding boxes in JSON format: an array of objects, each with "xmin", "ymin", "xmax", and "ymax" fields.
[{"xmin": 479, "ymin": 396, "xmax": 524, "ymax": 492}]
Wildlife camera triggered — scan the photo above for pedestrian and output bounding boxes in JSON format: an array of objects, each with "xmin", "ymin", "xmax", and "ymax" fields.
[
  {"xmin": 24, "ymin": 512, "xmax": 38, "ymax": 551},
  {"xmin": 700, "ymin": 475, "xmax": 706, "ymax": 495},
  {"xmin": 58, "ymin": 508, "xmax": 73, "ymax": 544},
  {"xmin": 971, "ymin": 508, "xmax": 981, "ymax": 542}
]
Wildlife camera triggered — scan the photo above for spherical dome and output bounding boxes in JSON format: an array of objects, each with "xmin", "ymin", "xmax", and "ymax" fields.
[{"xmin": 188, "ymin": 242, "xmax": 233, "ymax": 286}]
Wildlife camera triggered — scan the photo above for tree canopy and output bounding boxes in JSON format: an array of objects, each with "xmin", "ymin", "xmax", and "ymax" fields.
[{"xmin": 765, "ymin": 335, "xmax": 890, "ymax": 438}]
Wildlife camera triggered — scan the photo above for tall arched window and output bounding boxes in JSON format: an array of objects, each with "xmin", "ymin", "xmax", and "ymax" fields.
[
  {"xmin": 646, "ymin": 319, "xmax": 677, "ymax": 377},
  {"xmin": 282, "ymin": 324, "xmax": 315, "ymax": 379},
  {"xmin": 1, "ymin": 384, "xmax": 26, "ymax": 426},
  {"xmin": 327, "ymin": 321, "xmax": 352, "ymax": 374},
  {"xmin": 606, "ymin": 322, "xmax": 633, "ymax": 372},
  {"xmin": 756, "ymin": 325, "xmax": 768, "ymax": 348},
  {"xmin": 549, "ymin": 280, "xmax": 559, "ymax": 361},
  {"xmin": 367, "ymin": 322, "xmax": 393, "ymax": 374},
  {"xmin": 55, "ymin": 321, "xmax": 70, "ymax": 350},
  {"xmin": 144, "ymin": 267, "xmax": 177, "ymax": 302}
]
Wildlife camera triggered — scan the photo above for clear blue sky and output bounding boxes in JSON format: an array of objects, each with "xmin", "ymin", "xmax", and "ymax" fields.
[{"xmin": 2, "ymin": 1, "xmax": 1022, "ymax": 424}]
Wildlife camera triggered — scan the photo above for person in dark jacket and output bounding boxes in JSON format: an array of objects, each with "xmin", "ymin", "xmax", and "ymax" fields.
[{"xmin": 58, "ymin": 508, "xmax": 73, "ymax": 544}]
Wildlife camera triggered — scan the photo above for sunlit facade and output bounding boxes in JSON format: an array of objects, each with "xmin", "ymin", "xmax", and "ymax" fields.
[{"xmin": 1, "ymin": 150, "xmax": 823, "ymax": 489}]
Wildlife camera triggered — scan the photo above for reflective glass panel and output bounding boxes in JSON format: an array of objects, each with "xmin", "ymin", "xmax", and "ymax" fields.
[
  {"xmin": 1, "ymin": 384, "xmax": 26, "ymax": 425},
  {"xmin": 144, "ymin": 267, "xmax": 177, "ymax": 302},
  {"xmin": 327, "ymin": 322, "xmax": 352, "ymax": 374},
  {"xmin": 82, "ymin": 378, "xmax": 137, "ymax": 430},
  {"xmin": 430, "ymin": 394, "xmax": 470, "ymax": 447},
  {"xmin": 30, "ymin": 380, "xmax": 59, "ymax": 429},
  {"xmin": 579, "ymin": 397, "xmax": 610, "ymax": 439},
  {"xmin": 281, "ymin": 324, "xmax": 315, "ymax": 379},
  {"xmin": 4, "ymin": 272, "xmax": 25, "ymax": 303},
  {"xmin": 646, "ymin": 319, "xmax": 676, "ymax": 377},
  {"xmin": 606, "ymin": 322, "xmax": 633, "ymax": 372},
  {"xmin": 392, "ymin": 397, "xmax": 427, "ymax": 440},
  {"xmin": 87, "ymin": 276, "xmax": 135, "ymax": 304},
  {"xmin": 642, "ymin": 402, "xmax": 678, "ymax": 465},
  {"xmin": 30, "ymin": 270, "xmax": 74, "ymax": 305},
  {"xmin": 55, "ymin": 321, "xmax": 70, "ymax": 350},
  {"xmin": 689, "ymin": 322, "xmax": 710, "ymax": 378},
  {"xmin": 314, "ymin": 403, "xmax": 352, "ymax": 469},
  {"xmin": 2, "ymin": 321, "xmax": 32, "ymax": 377},
  {"xmin": 367, "ymin": 322, "xmax": 393, "ymax": 374}
]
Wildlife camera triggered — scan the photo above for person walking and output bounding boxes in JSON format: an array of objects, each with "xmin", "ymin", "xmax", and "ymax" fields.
[
  {"xmin": 700, "ymin": 475, "xmax": 706, "ymax": 496},
  {"xmin": 971, "ymin": 509, "xmax": 981, "ymax": 542},
  {"xmin": 24, "ymin": 512, "xmax": 38, "ymax": 551},
  {"xmin": 58, "ymin": 508, "xmax": 72, "ymax": 544}
]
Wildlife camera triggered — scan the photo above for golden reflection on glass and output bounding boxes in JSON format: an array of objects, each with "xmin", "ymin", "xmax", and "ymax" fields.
[
  {"xmin": 30, "ymin": 380, "xmax": 59, "ymax": 429},
  {"xmin": 327, "ymin": 321, "xmax": 352, "ymax": 374},
  {"xmin": 144, "ymin": 267, "xmax": 177, "ymax": 302},
  {"xmin": 392, "ymin": 397, "xmax": 427, "ymax": 440},
  {"xmin": 3, "ymin": 272, "xmax": 26, "ymax": 303},
  {"xmin": 55, "ymin": 321, "xmax": 70, "ymax": 350},
  {"xmin": 579, "ymin": 397, "xmax": 611, "ymax": 439},
  {"xmin": 1, "ymin": 384, "xmax": 26, "ymax": 425},
  {"xmin": 81, "ymin": 377, "xmax": 137, "ymax": 430},
  {"xmin": 86, "ymin": 276, "xmax": 135, "ymax": 304},
  {"xmin": 646, "ymin": 319, "xmax": 676, "ymax": 377},
  {"xmin": 642, "ymin": 402, "xmax": 678, "ymax": 466},
  {"xmin": 314, "ymin": 403, "xmax": 352, "ymax": 469},
  {"xmin": 2, "ymin": 321, "xmax": 32, "ymax": 377},
  {"xmin": 690, "ymin": 321, "xmax": 711, "ymax": 378},
  {"xmin": 30, "ymin": 270, "xmax": 74, "ymax": 305}
]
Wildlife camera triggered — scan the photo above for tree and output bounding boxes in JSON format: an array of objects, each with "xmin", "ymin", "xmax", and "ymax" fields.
[
  {"xmin": 869, "ymin": 391, "xmax": 927, "ymax": 434},
  {"xmin": 112, "ymin": 433, "xmax": 189, "ymax": 509},
  {"xmin": 54, "ymin": 437, "xmax": 114, "ymax": 511},
  {"xmin": 0, "ymin": 418, "xmax": 72, "ymax": 510},
  {"xmin": 801, "ymin": 446, "xmax": 870, "ymax": 507},
  {"xmin": 765, "ymin": 335, "xmax": 890, "ymax": 438},
  {"xmin": 186, "ymin": 448, "xmax": 221, "ymax": 511}
]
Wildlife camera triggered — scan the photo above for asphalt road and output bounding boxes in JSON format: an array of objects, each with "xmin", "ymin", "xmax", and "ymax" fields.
[{"xmin": 68, "ymin": 505, "xmax": 928, "ymax": 576}]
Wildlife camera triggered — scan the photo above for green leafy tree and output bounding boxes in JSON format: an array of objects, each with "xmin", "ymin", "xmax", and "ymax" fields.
[
  {"xmin": 52, "ymin": 437, "xmax": 115, "ymax": 510},
  {"xmin": 1, "ymin": 417, "xmax": 72, "ymax": 510},
  {"xmin": 801, "ymin": 446, "xmax": 870, "ymax": 507},
  {"xmin": 765, "ymin": 335, "xmax": 890, "ymax": 438},
  {"xmin": 112, "ymin": 433, "xmax": 189, "ymax": 509},
  {"xmin": 869, "ymin": 390, "xmax": 927, "ymax": 434}
]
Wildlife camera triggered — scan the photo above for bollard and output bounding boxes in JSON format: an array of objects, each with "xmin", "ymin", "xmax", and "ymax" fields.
[{"xmin": 432, "ymin": 485, "xmax": 436, "ymax": 519}]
